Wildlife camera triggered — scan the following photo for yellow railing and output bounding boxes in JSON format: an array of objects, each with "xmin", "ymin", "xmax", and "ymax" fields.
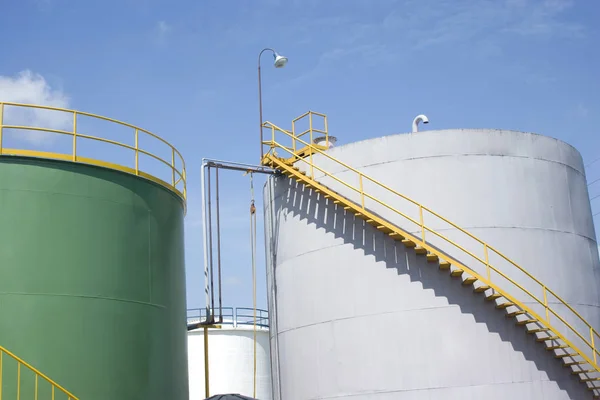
[
  {"xmin": 262, "ymin": 112, "xmax": 600, "ymax": 372},
  {"xmin": 0, "ymin": 345, "xmax": 78, "ymax": 399},
  {"xmin": 0, "ymin": 102, "xmax": 186, "ymax": 202}
]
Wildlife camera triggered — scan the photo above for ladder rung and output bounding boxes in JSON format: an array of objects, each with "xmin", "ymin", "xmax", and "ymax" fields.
[
  {"xmin": 537, "ymin": 336, "xmax": 559, "ymax": 342},
  {"xmin": 426, "ymin": 253, "xmax": 439, "ymax": 262},
  {"xmin": 496, "ymin": 302, "xmax": 514, "ymax": 309},
  {"xmin": 462, "ymin": 277, "xmax": 477, "ymax": 285},
  {"xmin": 506, "ymin": 310, "xmax": 527, "ymax": 318},
  {"xmin": 547, "ymin": 345, "xmax": 569, "ymax": 350},
  {"xmin": 474, "ymin": 285, "xmax": 490, "ymax": 293},
  {"xmin": 439, "ymin": 261, "xmax": 451, "ymax": 270},
  {"xmin": 450, "ymin": 269, "xmax": 464, "ymax": 277},
  {"xmin": 516, "ymin": 319, "xmax": 537, "ymax": 325}
]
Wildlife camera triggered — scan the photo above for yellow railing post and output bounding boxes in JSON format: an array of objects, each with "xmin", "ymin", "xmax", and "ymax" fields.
[
  {"xmin": 35, "ymin": 374, "xmax": 38, "ymax": 400},
  {"xmin": 543, "ymin": 286, "xmax": 549, "ymax": 322},
  {"xmin": 359, "ymin": 175, "xmax": 365, "ymax": 209},
  {"xmin": 0, "ymin": 102, "xmax": 4, "ymax": 155},
  {"xmin": 17, "ymin": 362, "xmax": 21, "ymax": 400},
  {"xmin": 0, "ymin": 351, "xmax": 3, "ymax": 400},
  {"xmin": 484, "ymin": 244, "xmax": 491, "ymax": 281},
  {"xmin": 324, "ymin": 114, "xmax": 329, "ymax": 147},
  {"xmin": 134, "ymin": 129, "xmax": 139, "ymax": 175},
  {"xmin": 419, "ymin": 205, "xmax": 425, "ymax": 243},
  {"xmin": 292, "ymin": 120, "xmax": 296, "ymax": 153},
  {"xmin": 171, "ymin": 147, "xmax": 176, "ymax": 187},
  {"xmin": 72, "ymin": 112, "xmax": 77, "ymax": 162},
  {"xmin": 591, "ymin": 327, "xmax": 596, "ymax": 364},
  {"xmin": 309, "ymin": 112, "xmax": 314, "ymax": 144}
]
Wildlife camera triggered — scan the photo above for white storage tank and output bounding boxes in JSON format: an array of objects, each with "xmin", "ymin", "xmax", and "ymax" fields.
[
  {"xmin": 264, "ymin": 128, "xmax": 600, "ymax": 400},
  {"xmin": 187, "ymin": 307, "xmax": 272, "ymax": 400}
]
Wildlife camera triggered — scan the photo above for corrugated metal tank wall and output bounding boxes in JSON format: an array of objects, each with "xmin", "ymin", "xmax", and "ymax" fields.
[
  {"xmin": 0, "ymin": 156, "xmax": 188, "ymax": 400},
  {"xmin": 188, "ymin": 326, "xmax": 272, "ymax": 399},
  {"xmin": 264, "ymin": 129, "xmax": 600, "ymax": 400}
]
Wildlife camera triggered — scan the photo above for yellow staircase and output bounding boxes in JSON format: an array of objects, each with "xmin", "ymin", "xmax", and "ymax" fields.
[
  {"xmin": 0, "ymin": 344, "xmax": 78, "ymax": 399},
  {"xmin": 261, "ymin": 111, "xmax": 600, "ymax": 396}
]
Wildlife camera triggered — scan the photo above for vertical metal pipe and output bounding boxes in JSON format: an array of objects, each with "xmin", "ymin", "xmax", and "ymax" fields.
[
  {"xmin": 200, "ymin": 162, "xmax": 211, "ymax": 321},
  {"xmin": 207, "ymin": 166, "xmax": 215, "ymax": 322},
  {"xmin": 215, "ymin": 167, "xmax": 223, "ymax": 323},
  {"xmin": 204, "ymin": 326, "xmax": 210, "ymax": 398},
  {"xmin": 258, "ymin": 64, "xmax": 264, "ymax": 161}
]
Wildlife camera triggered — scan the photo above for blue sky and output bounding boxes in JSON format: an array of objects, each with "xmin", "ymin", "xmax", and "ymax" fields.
[{"xmin": 1, "ymin": 0, "xmax": 599, "ymax": 312}]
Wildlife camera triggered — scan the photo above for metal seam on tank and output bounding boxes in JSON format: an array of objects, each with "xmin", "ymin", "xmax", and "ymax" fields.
[
  {"xmin": 291, "ymin": 378, "xmax": 579, "ymax": 400},
  {"xmin": 0, "ymin": 292, "xmax": 166, "ymax": 308},
  {"xmin": 271, "ymin": 225, "xmax": 597, "ymax": 265},
  {"xmin": 275, "ymin": 302, "xmax": 600, "ymax": 336},
  {"xmin": 314, "ymin": 153, "xmax": 586, "ymax": 178},
  {"xmin": 401, "ymin": 225, "xmax": 598, "ymax": 244},
  {"xmin": 0, "ymin": 158, "xmax": 185, "ymax": 208},
  {"xmin": 0, "ymin": 187, "xmax": 166, "ymax": 210},
  {"xmin": 328, "ymin": 129, "xmax": 584, "ymax": 159},
  {"xmin": 274, "ymin": 304, "xmax": 477, "ymax": 334}
]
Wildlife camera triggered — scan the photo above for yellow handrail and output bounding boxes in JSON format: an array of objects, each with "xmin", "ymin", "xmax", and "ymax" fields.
[
  {"xmin": 0, "ymin": 345, "xmax": 78, "ymax": 399},
  {"xmin": 0, "ymin": 102, "xmax": 186, "ymax": 203},
  {"xmin": 262, "ymin": 113, "xmax": 600, "ymax": 370}
]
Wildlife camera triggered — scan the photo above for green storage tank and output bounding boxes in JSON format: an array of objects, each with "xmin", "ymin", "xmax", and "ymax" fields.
[{"xmin": 0, "ymin": 103, "xmax": 188, "ymax": 400}]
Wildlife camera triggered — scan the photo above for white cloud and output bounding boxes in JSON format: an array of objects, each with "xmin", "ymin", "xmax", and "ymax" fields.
[
  {"xmin": 0, "ymin": 70, "xmax": 71, "ymax": 145},
  {"xmin": 156, "ymin": 21, "xmax": 172, "ymax": 44}
]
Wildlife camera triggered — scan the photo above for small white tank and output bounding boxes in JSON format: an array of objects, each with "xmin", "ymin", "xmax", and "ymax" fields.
[{"xmin": 187, "ymin": 307, "xmax": 272, "ymax": 400}]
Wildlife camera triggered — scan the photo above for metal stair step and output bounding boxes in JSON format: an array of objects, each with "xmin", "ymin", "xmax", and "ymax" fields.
[
  {"xmin": 547, "ymin": 345, "xmax": 569, "ymax": 350},
  {"xmin": 474, "ymin": 285, "xmax": 491, "ymax": 293},
  {"xmin": 462, "ymin": 277, "xmax": 477, "ymax": 286},
  {"xmin": 402, "ymin": 239, "xmax": 416, "ymax": 248},
  {"xmin": 527, "ymin": 327, "xmax": 550, "ymax": 333},
  {"xmin": 582, "ymin": 377, "xmax": 600, "ymax": 382},
  {"xmin": 572, "ymin": 369, "xmax": 597, "ymax": 375},
  {"xmin": 564, "ymin": 361, "xmax": 588, "ymax": 366},
  {"xmin": 415, "ymin": 246, "xmax": 427, "ymax": 255},
  {"xmin": 555, "ymin": 353, "xmax": 578, "ymax": 359},
  {"xmin": 506, "ymin": 310, "xmax": 527, "ymax": 318},
  {"xmin": 426, "ymin": 253, "xmax": 439, "ymax": 262},
  {"xmin": 496, "ymin": 302, "xmax": 515, "ymax": 309},
  {"xmin": 439, "ymin": 261, "xmax": 451, "ymax": 270},
  {"xmin": 486, "ymin": 293, "xmax": 502, "ymax": 301},
  {"xmin": 516, "ymin": 319, "xmax": 537, "ymax": 325},
  {"xmin": 450, "ymin": 269, "xmax": 464, "ymax": 277},
  {"xmin": 536, "ymin": 336, "xmax": 559, "ymax": 342}
]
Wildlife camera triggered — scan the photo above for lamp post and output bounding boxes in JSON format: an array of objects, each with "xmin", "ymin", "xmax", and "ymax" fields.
[{"xmin": 258, "ymin": 48, "xmax": 288, "ymax": 161}]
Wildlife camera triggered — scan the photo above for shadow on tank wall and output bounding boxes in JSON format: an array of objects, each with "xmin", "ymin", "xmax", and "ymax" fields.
[{"xmin": 267, "ymin": 175, "xmax": 591, "ymax": 399}]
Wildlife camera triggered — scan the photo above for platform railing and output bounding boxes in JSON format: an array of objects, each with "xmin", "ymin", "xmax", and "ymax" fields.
[
  {"xmin": 262, "ymin": 114, "xmax": 600, "ymax": 372},
  {"xmin": 0, "ymin": 102, "xmax": 186, "ymax": 202},
  {"xmin": 0, "ymin": 345, "xmax": 78, "ymax": 399},
  {"xmin": 187, "ymin": 307, "xmax": 269, "ymax": 328}
]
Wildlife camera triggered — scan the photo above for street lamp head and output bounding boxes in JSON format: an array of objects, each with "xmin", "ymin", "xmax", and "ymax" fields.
[{"xmin": 273, "ymin": 52, "xmax": 288, "ymax": 68}]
